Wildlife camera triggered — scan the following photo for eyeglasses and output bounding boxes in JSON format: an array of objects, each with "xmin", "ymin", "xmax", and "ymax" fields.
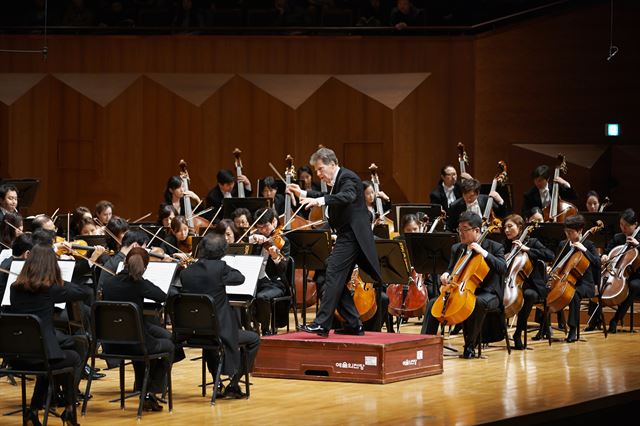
[{"xmin": 456, "ymin": 227, "xmax": 475, "ymax": 234}]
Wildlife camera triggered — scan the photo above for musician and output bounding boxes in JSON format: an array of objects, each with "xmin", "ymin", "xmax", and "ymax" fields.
[
  {"xmin": 297, "ymin": 165, "xmax": 320, "ymax": 192},
  {"xmin": 178, "ymin": 233, "xmax": 260, "ymax": 398},
  {"xmin": 421, "ymin": 211, "xmax": 507, "ymax": 358},
  {"xmin": 231, "ymin": 208, "xmax": 252, "ymax": 240},
  {"xmin": 9, "ymin": 244, "xmax": 88, "ymax": 426},
  {"xmin": 161, "ymin": 216, "xmax": 191, "ymax": 261},
  {"xmin": 399, "ymin": 214, "xmax": 420, "ymax": 235},
  {"xmin": 247, "ymin": 208, "xmax": 290, "ymax": 335},
  {"xmin": 502, "ymin": 214, "xmax": 554, "ymax": 349},
  {"xmin": 215, "ymin": 219, "xmax": 238, "ymax": 244},
  {"xmin": 528, "ymin": 207, "xmax": 544, "ymax": 223},
  {"xmin": 585, "ymin": 190, "xmax": 600, "ymax": 213},
  {"xmin": 97, "ymin": 230, "xmax": 149, "ymax": 292},
  {"xmin": 0, "ymin": 233, "xmax": 32, "ymax": 304},
  {"xmin": 446, "ymin": 178, "xmax": 505, "ymax": 233},
  {"xmin": 77, "ymin": 218, "xmax": 100, "ymax": 236},
  {"xmin": 0, "ymin": 184, "xmax": 19, "ymax": 221},
  {"xmin": 603, "ymin": 209, "xmax": 639, "ymax": 333},
  {"xmin": 522, "ymin": 165, "xmax": 577, "ymax": 218},
  {"xmin": 205, "ymin": 169, "xmax": 253, "ymax": 212},
  {"xmin": 0, "ymin": 211, "xmax": 23, "ymax": 248},
  {"xmin": 164, "ymin": 175, "xmax": 202, "ymax": 217},
  {"xmin": 288, "ymin": 147, "xmax": 382, "ymax": 337},
  {"xmin": 70, "ymin": 206, "xmax": 93, "ymax": 239},
  {"xmin": 105, "ymin": 216, "xmax": 129, "ymax": 252},
  {"xmin": 95, "ymin": 200, "xmax": 114, "ymax": 226},
  {"xmin": 261, "ymin": 176, "xmax": 285, "ymax": 216},
  {"xmin": 556, "ymin": 215, "xmax": 600, "ymax": 342},
  {"xmin": 363, "ymin": 180, "xmax": 391, "ymax": 224},
  {"xmin": 429, "ymin": 165, "xmax": 463, "ymax": 211},
  {"xmin": 101, "ymin": 248, "xmax": 178, "ymax": 411}
]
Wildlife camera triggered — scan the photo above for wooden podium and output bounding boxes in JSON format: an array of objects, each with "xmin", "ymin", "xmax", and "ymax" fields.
[{"xmin": 253, "ymin": 332, "xmax": 443, "ymax": 384}]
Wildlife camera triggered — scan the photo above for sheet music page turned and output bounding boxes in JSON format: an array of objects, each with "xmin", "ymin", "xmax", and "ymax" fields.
[{"xmin": 221, "ymin": 255, "xmax": 265, "ymax": 297}]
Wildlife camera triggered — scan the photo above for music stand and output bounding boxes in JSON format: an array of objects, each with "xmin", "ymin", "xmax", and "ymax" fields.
[
  {"xmin": 0, "ymin": 178, "xmax": 39, "ymax": 210},
  {"xmin": 530, "ymin": 223, "xmax": 566, "ymax": 255},
  {"xmin": 286, "ymin": 230, "xmax": 331, "ymax": 325},
  {"xmin": 222, "ymin": 197, "xmax": 271, "ymax": 220},
  {"xmin": 580, "ymin": 211, "xmax": 620, "ymax": 251},
  {"xmin": 393, "ymin": 203, "xmax": 443, "ymax": 231},
  {"xmin": 373, "ymin": 224, "xmax": 390, "ymax": 239}
]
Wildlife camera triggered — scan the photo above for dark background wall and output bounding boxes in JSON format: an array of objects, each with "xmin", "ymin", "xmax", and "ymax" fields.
[{"xmin": 0, "ymin": 1, "xmax": 637, "ymax": 219}]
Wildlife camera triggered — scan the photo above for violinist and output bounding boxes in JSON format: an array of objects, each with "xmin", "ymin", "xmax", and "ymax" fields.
[
  {"xmin": 399, "ymin": 214, "xmax": 420, "ymax": 235},
  {"xmin": 522, "ymin": 165, "xmax": 576, "ymax": 218},
  {"xmin": 97, "ymin": 230, "xmax": 149, "ymax": 292},
  {"xmin": 101, "ymin": 247, "xmax": 181, "ymax": 412},
  {"xmin": 215, "ymin": 219, "xmax": 238, "ymax": 244},
  {"xmin": 205, "ymin": 169, "xmax": 253, "ymax": 213},
  {"xmin": 231, "ymin": 208, "xmax": 252, "ymax": 241},
  {"xmin": 94, "ymin": 200, "xmax": 114, "ymax": 226},
  {"xmin": 288, "ymin": 147, "xmax": 382, "ymax": 337},
  {"xmin": 297, "ymin": 165, "xmax": 320, "ymax": 192},
  {"xmin": 363, "ymin": 180, "xmax": 391, "ymax": 225},
  {"xmin": 77, "ymin": 218, "xmax": 101, "ymax": 236},
  {"xmin": 528, "ymin": 207, "xmax": 544, "ymax": 223},
  {"xmin": 261, "ymin": 176, "xmax": 285, "ymax": 216},
  {"xmin": 603, "ymin": 209, "xmax": 640, "ymax": 333},
  {"xmin": 555, "ymin": 215, "xmax": 600, "ymax": 342},
  {"xmin": 162, "ymin": 216, "xmax": 192, "ymax": 261},
  {"xmin": 585, "ymin": 190, "xmax": 600, "ymax": 213},
  {"xmin": 502, "ymin": 214, "xmax": 554, "ymax": 349},
  {"xmin": 429, "ymin": 165, "xmax": 463, "ymax": 211},
  {"xmin": 70, "ymin": 206, "xmax": 93, "ymax": 239},
  {"xmin": 105, "ymin": 216, "xmax": 129, "ymax": 253},
  {"xmin": 0, "ymin": 183, "xmax": 19, "ymax": 221},
  {"xmin": 154, "ymin": 203, "xmax": 178, "ymax": 248},
  {"xmin": 0, "ymin": 211, "xmax": 23, "ymax": 248},
  {"xmin": 164, "ymin": 176, "xmax": 202, "ymax": 217},
  {"xmin": 178, "ymin": 233, "xmax": 260, "ymax": 399},
  {"xmin": 446, "ymin": 178, "xmax": 505, "ymax": 233},
  {"xmin": 247, "ymin": 208, "xmax": 290, "ymax": 335},
  {"xmin": 421, "ymin": 212, "xmax": 507, "ymax": 359}
]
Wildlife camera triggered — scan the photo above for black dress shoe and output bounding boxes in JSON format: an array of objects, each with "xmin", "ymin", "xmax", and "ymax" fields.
[
  {"xmin": 334, "ymin": 325, "xmax": 365, "ymax": 336},
  {"xmin": 565, "ymin": 327, "xmax": 578, "ymax": 343},
  {"xmin": 61, "ymin": 407, "xmax": 80, "ymax": 426},
  {"xmin": 608, "ymin": 320, "xmax": 618, "ymax": 334},
  {"xmin": 584, "ymin": 322, "xmax": 601, "ymax": 332},
  {"xmin": 83, "ymin": 365, "xmax": 106, "ymax": 380},
  {"xmin": 142, "ymin": 393, "xmax": 163, "ymax": 412},
  {"xmin": 460, "ymin": 346, "xmax": 476, "ymax": 359},
  {"xmin": 297, "ymin": 323, "xmax": 329, "ymax": 337},
  {"xmin": 222, "ymin": 384, "xmax": 246, "ymax": 399},
  {"xmin": 512, "ymin": 333, "xmax": 524, "ymax": 350}
]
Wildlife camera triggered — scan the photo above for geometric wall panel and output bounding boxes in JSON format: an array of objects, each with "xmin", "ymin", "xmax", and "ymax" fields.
[
  {"xmin": 241, "ymin": 74, "xmax": 330, "ymax": 109},
  {"xmin": 53, "ymin": 73, "xmax": 141, "ymax": 107},
  {"xmin": 334, "ymin": 73, "xmax": 430, "ymax": 109},
  {"xmin": 0, "ymin": 73, "xmax": 46, "ymax": 105},
  {"xmin": 146, "ymin": 73, "xmax": 234, "ymax": 106}
]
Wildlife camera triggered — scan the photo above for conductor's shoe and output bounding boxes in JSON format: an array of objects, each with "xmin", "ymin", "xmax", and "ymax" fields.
[
  {"xmin": 297, "ymin": 323, "xmax": 329, "ymax": 337},
  {"xmin": 334, "ymin": 325, "xmax": 365, "ymax": 336},
  {"xmin": 460, "ymin": 346, "xmax": 476, "ymax": 359}
]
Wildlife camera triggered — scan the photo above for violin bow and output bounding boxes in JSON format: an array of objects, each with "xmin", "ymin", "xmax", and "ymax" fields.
[
  {"xmin": 146, "ymin": 226, "xmax": 164, "ymax": 248},
  {"xmin": 69, "ymin": 248, "xmax": 116, "ymax": 277},
  {"xmin": 139, "ymin": 226, "xmax": 189, "ymax": 256},
  {"xmin": 236, "ymin": 208, "xmax": 269, "ymax": 243},
  {"xmin": 50, "ymin": 208, "xmax": 60, "ymax": 223},
  {"xmin": 199, "ymin": 206, "xmax": 222, "ymax": 237},
  {"xmin": 131, "ymin": 212, "xmax": 152, "ymax": 224}
]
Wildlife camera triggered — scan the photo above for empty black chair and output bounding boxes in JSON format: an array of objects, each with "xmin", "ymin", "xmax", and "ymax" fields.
[
  {"xmin": 167, "ymin": 293, "xmax": 250, "ymax": 405},
  {"xmin": 82, "ymin": 301, "xmax": 173, "ymax": 419},
  {"xmin": 270, "ymin": 257, "xmax": 299, "ymax": 334},
  {"xmin": 0, "ymin": 313, "xmax": 75, "ymax": 426}
]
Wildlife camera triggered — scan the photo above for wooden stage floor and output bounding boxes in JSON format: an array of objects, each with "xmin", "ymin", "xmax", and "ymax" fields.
[{"xmin": 1, "ymin": 318, "xmax": 639, "ymax": 425}]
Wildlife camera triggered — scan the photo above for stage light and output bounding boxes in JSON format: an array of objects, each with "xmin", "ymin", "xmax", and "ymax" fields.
[{"xmin": 606, "ymin": 123, "xmax": 619, "ymax": 137}]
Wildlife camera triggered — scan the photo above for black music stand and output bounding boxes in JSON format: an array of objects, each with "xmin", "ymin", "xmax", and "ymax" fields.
[
  {"xmin": 393, "ymin": 203, "xmax": 443, "ymax": 230},
  {"xmin": 530, "ymin": 223, "xmax": 566, "ymax": 255},
  {"xmin": 222, "ymin": 197, "xmax": 271, "ymax": 220},
  {"xmin": 286, "ymin": 230, "xmax": 331, "ymax": 325},
  {"xmin": 580, "ymin": 211, "xmax": 620, "ymax": 251},
  {"xmin": 0, "ymin": 178, "xmax": 39, "ymax": 210},
  {"xmin": 373, "ymin": 224, "xmax": 390, "ymax": 239}
]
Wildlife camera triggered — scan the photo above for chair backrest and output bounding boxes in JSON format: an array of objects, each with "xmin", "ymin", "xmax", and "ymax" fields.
[
  {"xmin": 285, "ymin": 257, "xmax": 296, "ymax": 297},
  {"xmin": 0, "ymin": 313, "xmax": 49, "ymax": 365},
  {"xmin": 166, "ymin": 293, "xmax": 220, "ymax": 338},
  {"xmin": 91, "ymin": 301, "xmax": 147, "ymax": 353}
]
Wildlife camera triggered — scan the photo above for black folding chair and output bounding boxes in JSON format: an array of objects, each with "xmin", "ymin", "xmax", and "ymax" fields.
[
  {"xmin": 0, "ymin": 314, "xmax": 75, "ymax": 426},
  {"xmin": 81, "ymin": 301, "xmax": 173, "ymax": 419},
  {"xmin": 270, "ymin": 258, "xmax": 299, "ymax": 334},
  {"xmin": 167, "ymin": 293, "xmax": 250, "ymax": 405}
]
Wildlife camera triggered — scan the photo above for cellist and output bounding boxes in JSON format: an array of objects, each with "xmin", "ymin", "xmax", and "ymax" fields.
[
  {"xmin": 553, "ymin": 215, "xmax": 600, "ymax": 342},
  {"xmin": 502, "ymin": 214, "xmax": 554, "ymax": 350},
  {"xmin": 421, "ymin": 211, "xmax": 507, "ymax": 359},
  {"xmin": 603, "ymin": 209, "xmax": 639, "ymax": 333}
]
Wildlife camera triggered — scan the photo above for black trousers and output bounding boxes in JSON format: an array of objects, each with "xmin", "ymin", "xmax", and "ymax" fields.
[
  {"xmin": 204, "ymin": 330, "xmax": 261, "ymax": 379},
  {"xmin": 362, "ymin": 290, "xmax": 390, "ymax": 332},
  {"xmin": 255, "ymin": 280, "xmax": 286, "ymax": 333},
  {"xmin": 314, "ymin": 230, "xmax": 365, "ymax": 330},
  {"xmin": 515, "ymin": 288, "xmax": 541, "ymax": 334},
  {"xmin": 568, "ymin": 284, "xmax": 595, "ymax": 329},
  {"xmin": 613, "ymin": 277, "xmax": 640, "ymax": 322}
]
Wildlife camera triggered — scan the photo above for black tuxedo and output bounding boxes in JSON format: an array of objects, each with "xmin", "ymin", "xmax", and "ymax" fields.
[
  {"xmin": 205, "ymin": 184, "xmax": 254, "ymax": 217},
  {"xmin": 446, "ymin": 194, "xmax": 505, "ymax": 232},
  {"xmin": 253, "ymin": 234, "xmax": 291, "ymax": 333},
  {"xmin": 521, "ymin": 185, "xmax": 577, "ymax": 217},
  {"xmin": 179, "ymin": 259, "xmax": 260, "ymax": 376},
  {"xmin": 306, "ymin": 167, "xmax": 382, "ymax": 329},
  {"xmin": 430, "ymin": 181, "xmax": 462, "ymax": 211},
  {"xmin": 421, "ymin": 238, "xmax": 507, "ymax": 349}
]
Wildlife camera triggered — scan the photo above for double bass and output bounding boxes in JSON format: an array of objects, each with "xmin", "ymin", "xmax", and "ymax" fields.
[
  {"xmin": 178, "ymin": 160, "xmax": 210, "ymax": 235},
  {"xmin": 280, "ymin": 155, "xmax": 311, "ymax": 231},
  {"xmin": 482, "ymin": 161, "xmax": 508, "ymax": 228},
  {"xmin": 546, "ymin": 221, "xmax": 604, "ymax": 313},
  {"xmin": 503, "ymin": 223, "xmax": 537, "ymax": 318},
  {"xmin": 233, "ymin": 148, "xmax": 246, "ymax": 198},
  {"xmin": 369, "ymin": 163, "xmax": 397, "ymax": 239},
  {"xmin": 543, "ymin": 154, "xmax": 578, "ymax": 223},
  {"xmin": 457, "ymin": 142, "xmax": 469, "ymax": 177},
  {"xmin": 601, "ymin": 227, "xmax": 640, "ymax": 307},
  {"xmin": 431, "ymin": 220, "xmax": 503, "ymax": 325}
]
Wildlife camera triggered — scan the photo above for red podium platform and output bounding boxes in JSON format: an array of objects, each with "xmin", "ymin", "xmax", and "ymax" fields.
[{"xmin": 253, "ymin": 331, "xmax": 443, "ymax": 384}]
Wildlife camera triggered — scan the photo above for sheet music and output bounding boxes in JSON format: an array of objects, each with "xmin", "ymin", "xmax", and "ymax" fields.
[
  {"xmin": 115, "ymin": 261, "xmax": 179, "ymax": 302},
  {"xmin": 0, "ymin": 249, "xmax": 12, "ymax": 264},
  {"xmin": 222, "ymin": 255, "xmax": 265, "ymax": 297},
  {"xmin": 2, "ymin": 260, "xmax": 76, "ymax": 309}
]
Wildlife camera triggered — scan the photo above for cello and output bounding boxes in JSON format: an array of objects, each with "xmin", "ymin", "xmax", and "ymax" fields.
[
  {"xmin": 503, "ymin": 223, "xmax": 538, "ymax": 318},
  {"xmin": 178, "ymin": 160, "xmax": 210, "ymax": 235},
  {"xmin": 600, "ymin": 226, "xmax": 640, "ymax": 307},
  {"xmin": 335, "ymin": 266, "xmax": 377, "ymax": 322},
  {"xmin": 482, "ymin": 161, "xmax": 508, "ymax": 228},
  {"xmin": 233, "ymin": 148, "xmax": 246, "ymax": 198},
  {"xmin": 386, "ymin": 238, "xmax": 428, "ymax": 320},
  {"xmin": 369, "ymin": 163, "xmax": 397, "ymax": 239},
  {"xmin": 431, "ymin": 220, "xmax": 503, "ymax": 325},
  {"xmin": 546, "ymin": 221, "xmax": 604, "ymax": 313},
  {"xmin": 543, "ymin": 154, "xmax": 578, "ymax": 223}
]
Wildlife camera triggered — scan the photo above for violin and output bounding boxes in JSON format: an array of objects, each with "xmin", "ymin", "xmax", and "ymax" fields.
[
  {"xmin": 600, "ymin": 226, "xmax": 640, "ymax": 307},
  {"xmin": 179, "ymin": 160, "xmax": 210, "ymax": 235},
  {"xmin": 369, "ymin": 163, "xmax": 397, "ymax": 239},
  {"xmin": 482, "ymin": 161, "xmax": 508, "ymax": 229},
  {"xmin": 431, "ymin": 220, "xmax": 502, "ymax": 325},
  {"xmin": 503, "ymin": 223, "xmax": 537, "ymax": 319},
  {"xmin": 335, "ymin": 267, "xmax": 377, "ymax": 322},
  {"xmin": 233, "ymin": 148, "xmax": 246, "ymax": 198},
  {"xmin": 546, "ymin": 221, "xmax": 604, "ymax": 313},
  {"xmin": 178, "ymin": 234, "xmax": 193, "ymax": 254},
  {"xmin": 543, "ymin": 154, "xmax": 578, "ymax": 223}
]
